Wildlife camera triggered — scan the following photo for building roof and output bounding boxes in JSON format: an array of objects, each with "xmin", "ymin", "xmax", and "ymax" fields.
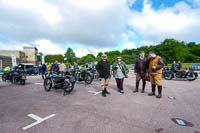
[
  {"xmin": 0, "ymin": 55, "xmax": 12, "ymax": 59},
  {"xmin": 0, "ymin": 50, "xmax": 21, "ymax": 52},
  {"xmin": 0, "ymin": 55, "xmax": 20, "ymax": 59},
  {"xmin": 23, "ymin": 46, "xmax": 38, "ymax": 51}
]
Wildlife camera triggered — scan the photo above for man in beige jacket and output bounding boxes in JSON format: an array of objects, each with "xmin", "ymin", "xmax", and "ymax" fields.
[{"xmin": 59, "ymin": 62, "xmax": 66, "ymax": 73}]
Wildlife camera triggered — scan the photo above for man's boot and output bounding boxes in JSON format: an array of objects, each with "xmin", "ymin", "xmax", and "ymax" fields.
[
  {"xmin": 148, "ymin": 84, "xmax": 156, "ymax": 96},
  {"xmin": 141, "ymin": 81, "xmax": 146, "ymax": 93},
  {"xmin": 104, "ymin": 88, "xmax": 110, "ymax": 94},
  {"xmin": 156, "ymin": 86, "xmax": 162, "ymax": 98},
  {"xmin": 102, "ymin": 90, "xmax": 106, "ymax": 97},
  {"xmin": 133, "ymin": 82, "xmax": 139, "ymax": 93}
]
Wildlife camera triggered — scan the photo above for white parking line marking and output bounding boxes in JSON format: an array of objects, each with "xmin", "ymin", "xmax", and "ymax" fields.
[
  {"xmin": 88, "ymin": 91, "xmax": 102, "ymax": 95},
  {"xmin": 35, "ymin": 83, "xmax": 43, "ymax": 85},
  {"xmin": 22, "ymin": 114, "xmax": 56, "ymax": 130}
]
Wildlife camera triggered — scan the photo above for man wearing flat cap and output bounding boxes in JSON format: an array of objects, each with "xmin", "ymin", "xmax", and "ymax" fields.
[
  {"xmin": 134, "ymin": 51, "xmax": 148, "ymax": 93},
  {"xmin": 148, "ymin": 51, "xmax": 164, "ymax": 98},
  {"xmin": 96, "ymin": 54, "xmax": 111, "ymax": 97}
]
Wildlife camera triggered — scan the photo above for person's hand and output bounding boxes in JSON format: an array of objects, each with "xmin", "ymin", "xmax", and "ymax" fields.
[
  {"xmin": 152, "ymin": 66, "xmax": 156, "ymax": 69},
  {"xmin": 116, "ymin": 65, "xmax": 119, "ymax": 68}
]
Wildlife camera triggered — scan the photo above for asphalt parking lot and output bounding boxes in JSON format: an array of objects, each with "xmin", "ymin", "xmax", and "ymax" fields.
[{"xmin": 0, "ymin": 72, "xmax": 200, "ymax": 133}]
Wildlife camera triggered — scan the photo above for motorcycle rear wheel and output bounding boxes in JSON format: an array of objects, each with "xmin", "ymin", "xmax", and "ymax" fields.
[{"xmin": 2, "ymin": 74, "xmax": 7, "ymax": 81}]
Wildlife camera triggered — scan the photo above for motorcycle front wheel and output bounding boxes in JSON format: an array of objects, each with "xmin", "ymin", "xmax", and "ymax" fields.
[
  {"xmin": 186, "ymin": 72, "xmax": 196, "ymax": 81},
  {"xmin": 44, "ymin": 77, "xmax": 52, "ymax": 91},
  {"xmin": 85, "ymin": 73, "xmax": 93, "ymax": 84},
  {"xmin": 63, "ymin": 81, "xmax": 74, "ymax": 95},
  {"xmin": 164, "ymin": 72, "xmax": 173, "ymax": 80}
]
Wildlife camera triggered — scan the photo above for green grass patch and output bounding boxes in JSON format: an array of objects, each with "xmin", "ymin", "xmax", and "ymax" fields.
[{"xmin": 168, "ymin": 63, "xmax": 200, "ymax": 66}]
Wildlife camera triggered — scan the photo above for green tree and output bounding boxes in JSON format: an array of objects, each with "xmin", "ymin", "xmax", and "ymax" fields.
[
  {"xmin": 95, "ymin": 52, "xmax": 103, "ymax": 61},
  {"xmin": 64, "ymin": 48, "xmax": 76, "ymax": 64},
  {"xmin": 105, "ymin": 50, "xmax": 121, "ymax": 64},
  {"xmin": 77, "ymin": 54, "xmax": 95, "ymax": 65},
  {"xmin": 45, "ymin": 54, "xmax": 64, "ymax": 63}
]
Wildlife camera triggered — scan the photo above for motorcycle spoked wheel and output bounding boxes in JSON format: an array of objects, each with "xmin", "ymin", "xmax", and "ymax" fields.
[
  {"xmin": 164, "ymin": 72, "xmax": 173, "ymax": 80},
  {"xmin": 44, "ymin": 77, "xmax": 52, "ymax": 92},
  {"xmin": 2, "ymin": 74, "xmax": 7, "ymax": 81},
  {"xmin": 63, "ymin": 81, "xmax": 75, "ymax": 96},
  {"xmin": 85, "ymin": 73, "xmax": 93, "ymax": 84},
  {"xmin": 186, "ymin": 73, "xmax": 196, "ymax": 81}
]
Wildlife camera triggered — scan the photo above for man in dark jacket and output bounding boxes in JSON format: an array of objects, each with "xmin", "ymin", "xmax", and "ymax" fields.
[
  {"xmin": 41, "ymin": 64, "xmax": 47, "ymax": 79},
  {"xmin": 133, "ymin": 51, "xmax": 148, "ymax": 93},
  {"xmin": 96, "ymin": 54, "xmax": 111, "ymax": 97}
]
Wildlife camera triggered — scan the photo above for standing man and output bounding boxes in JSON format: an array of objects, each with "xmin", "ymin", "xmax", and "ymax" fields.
[
  {"xmin": 177, "ymin": 61, "xmax": 182, "ymax": 70},
  {"xmin": 41, "ymin": 63, "xmax": 47, "ymax": 79},
  {"xmin": 73, "ymin": 62, "xmax": 79, "ymax": 71},
  {"xmin": 59, "ymin": 62, "xmax": 66, "ymax": 74},
  {"xmin": 96, "ymin": 54, "xmax": 111, "ymax": 97},
  {"xmin": 51, "ymin": 61, "xmax": 59, "ymax": 72},
  {"xmin": 73, "ymin": 62, "xmax": 79, "ymax": 80},
  {"xmin": 133, "ymin": 51, "xmax": 148, "ymax": 93},
  {"xmin": 171, "ymin": 61, "xmax": 177, "ymax": 72},
  {"xmin": 148, "ymin": 51, "xmax": 164, "ymax": 98}
]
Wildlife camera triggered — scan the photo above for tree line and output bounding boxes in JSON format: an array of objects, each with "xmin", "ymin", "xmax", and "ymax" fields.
[{"xmin": 44, "ymin": 38, "xmax": 200, "ymax": 65}]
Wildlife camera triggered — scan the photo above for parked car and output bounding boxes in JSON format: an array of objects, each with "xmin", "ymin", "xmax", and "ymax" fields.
[
  {"xmin": 26, "ymin": 67, "xmax": 39, "ymax": 75},
  {"xmin": 18, "ymin": 63, "xmax": 39, "ymax": 75}
]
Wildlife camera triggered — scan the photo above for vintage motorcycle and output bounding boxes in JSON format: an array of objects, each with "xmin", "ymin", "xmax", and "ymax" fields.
[
  {"xmin": 10, "ymin": 70, "xmax": 27, "ymax": 85},
  {"xmin": 163, "ymin": 69, "xmax": 198, "ymax": 81},
  {"xmin": 44, "ymin": 71, "xmax": 75, "ymax": 96},
  {"xmin": 73, "ymin": 68, "xmax": 93, "ymax": 84}
]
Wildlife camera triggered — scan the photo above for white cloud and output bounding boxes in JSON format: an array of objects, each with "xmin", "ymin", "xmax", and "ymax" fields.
[
  {"xmin": 2, "ymin": 0, "xmax": 61, "ymax": 25},
  {"xmin": 0, "ymin": 42, "xmax": 22, "ymax": 51},
  {"xmin": 121, "ymin": 31, "xmax": 136, "ymax": 49},
  {"xmin": 34, "ymin": 40, "xmax": 65, "ymax": 55},
  {"xmin": 122, "ymin": 42, "xmax": 136, "ymax": 49},
  {"xmin": 0, "ymin": 0, "xmax": 130, "ymax": 48},
  {"xmin": 140, "ymin": 40, "xmax": 155, "ymax": 46},
  {"xmin": 74, "ymin": 47, "xmax": 109, "ymax": 57},
  {"xmin": 129, "ymin": 0, "xmax": 200, "ymax": 42}
]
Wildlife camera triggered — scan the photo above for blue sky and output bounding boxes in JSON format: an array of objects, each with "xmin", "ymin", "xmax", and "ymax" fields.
[
  {"xmin": 0, "ymin": 0, "xmax": 200, "ymax": 57},
  {"xmin": 131, "ymin": 0, "xmax": 191, "ymax": 11}
]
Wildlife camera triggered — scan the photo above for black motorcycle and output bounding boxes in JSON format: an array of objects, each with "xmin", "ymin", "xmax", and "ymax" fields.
[
  {"xmin": 10, "ymin": 70, "xmax": 27, "ymax": 85},
  {"xmin": 163, "ymin": 69, "xmax": 198, "ymax": 81},
  {"xmin": 73, "ymin": 69, "xmax": 93, "ymax": 84},
  {"xmin": 44, "ymin": 72, "xmax": 75, "ymax": 96}
]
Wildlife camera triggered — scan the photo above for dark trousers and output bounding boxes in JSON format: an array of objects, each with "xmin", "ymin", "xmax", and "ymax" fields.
[
  {"xmin": 41, "ymin": 72, "xmax": 45, "ymax": 79},
  {"xmin": 115, "ymin": 78, "xmax": 124, "ymax": 90}
]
